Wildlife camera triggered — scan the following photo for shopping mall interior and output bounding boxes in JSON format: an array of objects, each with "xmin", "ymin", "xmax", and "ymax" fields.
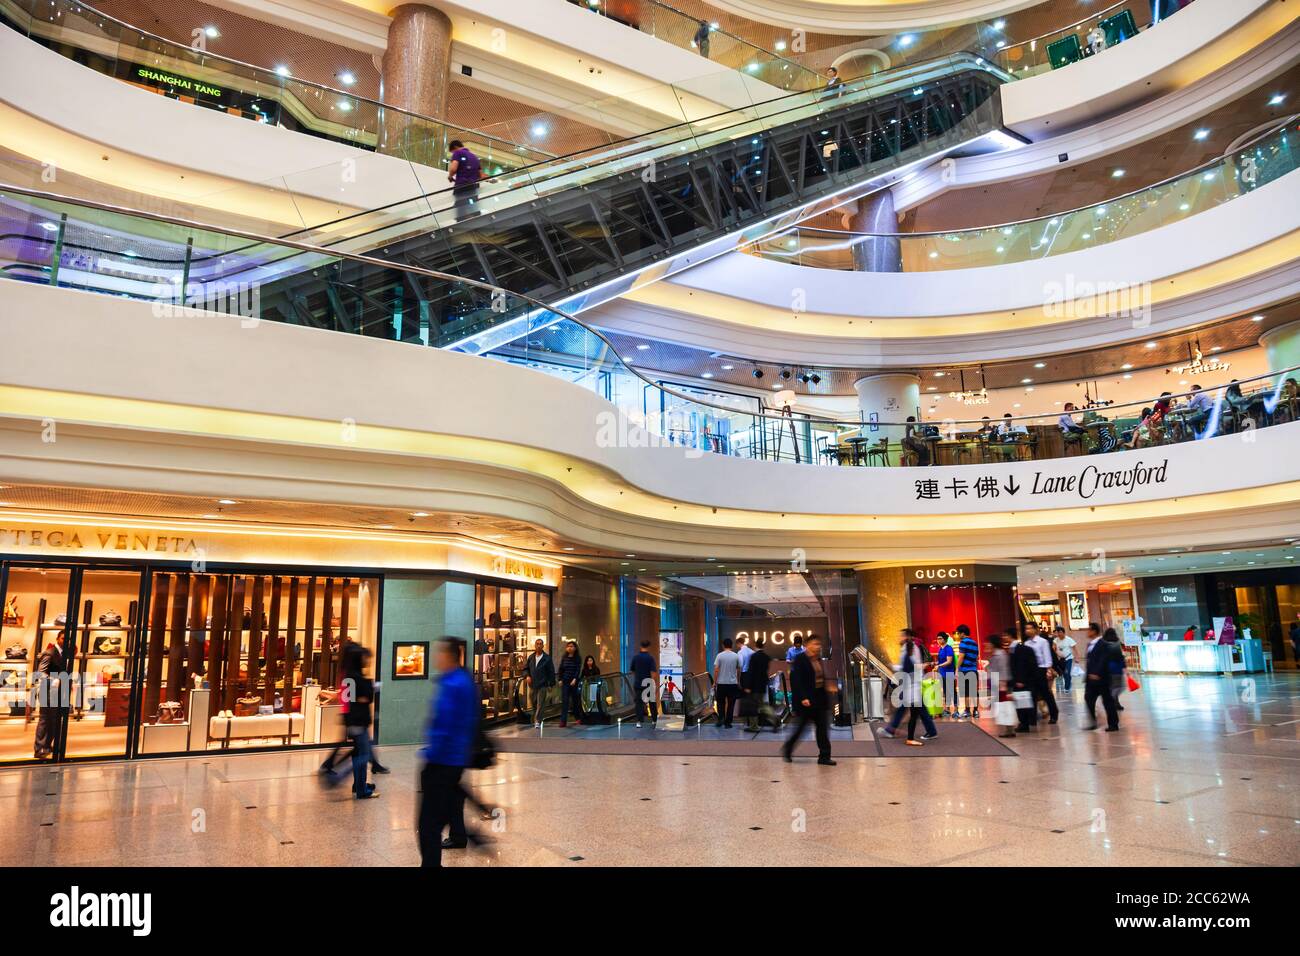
[{"xmin": 0, "ymin": 0, "xmax": 1298, "ymax": 883}]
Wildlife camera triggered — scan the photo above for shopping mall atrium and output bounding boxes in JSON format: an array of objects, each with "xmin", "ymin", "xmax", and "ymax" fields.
[{"xmin": 0, "ymin": 0, "xmax": 1298, "ymax": 887}]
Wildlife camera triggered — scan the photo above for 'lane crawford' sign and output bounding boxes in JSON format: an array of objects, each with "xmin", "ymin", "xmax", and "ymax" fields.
[{"xmin": 912, "ymin": 459, "xmax": 1170, "ymax": 505}]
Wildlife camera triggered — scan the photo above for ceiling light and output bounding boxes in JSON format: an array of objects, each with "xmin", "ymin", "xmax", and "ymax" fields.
[
  {"xmin": 774, "ymin": 40, "xmax": 787, "ymax": 51},
  {"xmin": 275, "ymin": 65, "xmax": 291, "ymax": 77},
  {"xmin": 337, "ymin": 101, "xmax": 352, "ymax": 112},
  {"xmin": 898, "ymin": 34, "xmax": 915, "ymax": 48},
  {"xmin": 531, "ymin": 123, "xmax": 549, "ymax": 138},
  {"xmin": 1193, "ymin": 128, "xmax": 1210, "ymax": 141},
  {"xmin": 721, "ymin": 364, "xmax": 734, "ymax": 371},
  {"xmin": 216, "ymin": 499, "xmax": 238, "ymax": 505},
  {"xmin": 636, "ymin": 343, "xmax": 650, "ymax": 350},
  {"xmin": 1111, "ymin": 168, "xmax": 1125, "ymax": 178},
  {"xmin": 1179, "ymin": 203, "xmax": 1191, "ymax": 211},
  {"xmin": 1021, "ymin": 378, "xmax": 1032, "ymax": 384},
  {"xmin": 1121, "ymin": 363, "xmax": 1133, "ymax": 369},
  {"xmin": 993, "ymin": 19, "xmax": 1006, "ymax": 30},
  {"xmin": 410, "ymin": 511, "xmax": 430, "ymax": 517},
  {"xmin": 702, "ymin": 372, "xmax": 713, "ymax": 379},
  {"xmin": 1269, "ymin": 93, "xmax": 1286, "ymax": 106},
  {"xmin": 203, "ymin": 25, "xmax": 220, "ymax": 38},
  {"xmin": 39, "ymin": 222, "xmax": 58, "ymax": 232},
  {"xmin": 1144, "ymin": 341, "xmax": 1157, "ymax": 349},
  {"xmin": 563, "ymin": 546, "xmax": 575, "ymax": 551},
  {"xmin": 1252, "ymin": 314, "xmax": 1264, "ymax": 322},
  {"xmin": 934, "ymin": 371, "xmax": 945, "ymax": 378},
  {"xmin": 1034, "ymin": 362, "xmax": 1045, "ymax": 369},
  {"xmin": 1123, "ymin": 374, "xmax": 1133, "ymax": 380},
  {"xmin": 338, "ymin": 71, "xmax": 356, "ymax": 86}
]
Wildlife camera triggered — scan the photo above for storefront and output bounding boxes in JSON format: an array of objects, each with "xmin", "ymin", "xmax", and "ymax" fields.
[
  {"xmin": 0, "ymin": 516, "xmax": 561, "ymax": 763},
  {"xmin": 902, "ymin": 564, "xmax": 1020, "ymax": 649}
]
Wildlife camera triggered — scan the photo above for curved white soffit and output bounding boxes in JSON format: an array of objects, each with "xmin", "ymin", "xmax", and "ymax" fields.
[
  {"xmin": 893, "ymin": 18, "xmax": 1300, "ymax": 213},
  {"xmin": 0, "ymin": 27, "xmax": 442, "ymax": 218},
  {"xmin": 597, "ymin": 170, "xmax": 1300, "ymax": 365},
  {"xmin": 2, "ymin": 281, "xmax": 1299, "ymax": 527},
  {"xmin": 1000, "ymin": 0, "xmax": 1294, "ymax": 140},
  {"xmin": 699, "ymin": 0, "xmax": 1046, "ymax": 34}
]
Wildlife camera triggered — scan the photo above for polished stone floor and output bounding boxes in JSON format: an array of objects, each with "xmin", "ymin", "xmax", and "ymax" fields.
[{"xmin": 2, "ymin": 673, "xmax": 1297, "ymax": 867}]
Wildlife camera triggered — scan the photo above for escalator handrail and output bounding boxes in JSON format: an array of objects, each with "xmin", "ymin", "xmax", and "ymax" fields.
[
  {"xmin": 749, "ymin": 117, "xmax": 1295, "ymax": 242},
  {"xmin": 6, "ymin": 182, "xmax": 1298, "ymax": 438},
  {"xmin": 3, "ymin": 0, "xmax": 548, "ymax": 161}
]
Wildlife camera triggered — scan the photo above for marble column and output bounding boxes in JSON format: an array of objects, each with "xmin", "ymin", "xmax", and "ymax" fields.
[
  {"xmin": 380, "ymin": 4, "xmax": 453, "ymax": 164},
  {"xmin": 842, "ymin": 189, "xmax": 901, "ymax": 273}
]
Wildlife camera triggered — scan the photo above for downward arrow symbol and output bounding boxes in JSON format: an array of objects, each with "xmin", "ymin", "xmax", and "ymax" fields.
[{"xmin": 1004, "ymin": 476, "xmax": 1021, "ymax": 495}]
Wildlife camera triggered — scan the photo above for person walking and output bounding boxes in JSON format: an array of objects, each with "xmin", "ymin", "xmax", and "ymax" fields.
[
  {"xmin": 629, "ymin": 640, "xmax": 658, "ymax": 727},
  {"xmin": 986, "ymin": 633, "xmax": 1015, "ymax": 737},
  {"xmin": 895, "ymin": 629, "xmax": 937, "ymax": 747},
  {"xmin": 446, "ymin": 139, "xmax": 481, "ymax": 221},
  {"xmin": 1083, "ymin": 623, "xmax": 1121, "ymax": 732},
  {"xmin": 1103, "ymin": 627, "xmax": 1128, "ymax": 713},
  {"xmin": 737, "ymin": 636, "xmax": 755, "ymax": 677},
  {"xmin": 1052, "ymin": 626, "xmax": 1078, "ymax": 696},
  {"xmin": 325, "ymin": 647, "xmax": 378, "ymax": 799},
  {"xmin": 1009, "ymin": 627, "xmax": 1039, "ymax": 733},
  {"xmin": 581, "ymin": 655, "xmax": 600, "ymax": 679},
  {"xmin": 878, "ymin": 630, "xmax": 919, "ymax": 739},
  {"xmin": 1024, "ymin": 623, "xmax": 1059, "ymax": 724},
  {"xmin": 556, "ymin": 641, "xmax": 584, "ymax": 728},
  {"xmin": 742, "ymin": 636, "xmax": 776, "ymax": 732},
  {"xmin": 524, "ymin": 638, "xmax": 555, "ymax": 727},
  {"xmin": 956, "ymin": 624, "xmax": 981, "ymax": 719},
  {"xmin": 693, "ymin": 20, "xmax": 711, "ymax": 58},
  {"xmin": 418, "ymin": 638, "xmax": 478, "ymax": 867},
  {"xmin": 320, "ymin": 637, "xmax": 391, "ymax": 776},
  {"xmin": 712, "ymin": 637, "xmax": 741, "ymax": 729},
  {"xmin": 32, "ymin": 628, "xmax": 68, "ymax": 760},
  {"xmin": 785, "ymin": 634, "xmax": 805, "ymax": 662},
  {"xmin": 781, "ymin": 634, "xmax": 835, "ymax": 764}
]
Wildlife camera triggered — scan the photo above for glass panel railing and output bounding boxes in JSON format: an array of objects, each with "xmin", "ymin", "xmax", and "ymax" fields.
[
  {"xmin": 7, "ymin": 183, "xmax": 1294, "ymax": 473},
  {"xmin": 743, "ymin": 120, "xmax": 1299, "ymax": 272},
  {"xmin": 993, "ymin": 0, "xmax": 1163, "ymax": 79},
  {"xmin": 1, "ymin": 0, "xmax": 551, "ymax": 175}
]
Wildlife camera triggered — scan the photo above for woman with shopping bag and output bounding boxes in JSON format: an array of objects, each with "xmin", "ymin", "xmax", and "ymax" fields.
[
  {"xmin": 986, "ymin": 633, "xmax": 1017, "ymax": 738},
  {"xmin": 895, "ymin": 629, "xmax": 938, "ymax": 747}
]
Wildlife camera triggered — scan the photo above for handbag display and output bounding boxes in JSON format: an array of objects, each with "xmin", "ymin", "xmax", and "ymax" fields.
[
  {"xmin": 53, "ymin": 613, "xmax": 67, "ymax": 626},
  {"xmin": 98, "ymin": 610, "xmax": 122, "ymax": 626},
  {"xmin": 91, "ymin": 634, "xmax": 124, "ymax": 656},
  {"xmin": 3, "ymin": 643, "xmax": 26, "ymax": 660},
  {"xmin": 156, "ymin": 701, "xmax": 183, "ymax": 724},
  {"xmin": 234, "ymin": 695, "xmax": 261, "ymax": 717},
  {"xmin": 2, "ymin": 595, "xmax": 20, "ymax": 626}
]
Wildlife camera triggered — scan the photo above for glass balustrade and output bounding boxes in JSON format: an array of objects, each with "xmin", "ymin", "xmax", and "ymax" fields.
[
  {"xmin": 743, "ymin": 120, "xmax": 1298, "ymax": 272},
  {"xmin": 3, "ymin": 183, "xmax": 1295, "ymax": 473}
]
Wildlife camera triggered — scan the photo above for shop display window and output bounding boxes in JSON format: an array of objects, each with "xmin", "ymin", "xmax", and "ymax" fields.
[
  {"xmin": 473, "ymin": 583, "xmax": 550, "ymax": 721},
  {"xmin": 136, "ymin": 571, "xmax": 379, "ymax": 754}
]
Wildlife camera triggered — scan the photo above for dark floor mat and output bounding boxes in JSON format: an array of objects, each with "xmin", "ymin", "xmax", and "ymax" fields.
[{"xmin": 874, "ymin": 720, "xmax": 1018, "ymax": 756}]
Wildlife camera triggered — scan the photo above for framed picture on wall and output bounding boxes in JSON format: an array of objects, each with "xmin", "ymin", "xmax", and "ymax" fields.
[
  {"xmin": 392, "ymin": 642, "xmax": 429, "ymax": 680},
  {"xmin": 1066, "ymin": 591, "xmax": 1089, "ymax": 630}
]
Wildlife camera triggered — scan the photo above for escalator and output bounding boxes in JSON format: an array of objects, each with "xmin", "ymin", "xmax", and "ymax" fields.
[
  {"xmin": 0, "ymin": 51, "xmax": 1011, "ymax": 353},
  {"xmin": 281, "ymin": 53, "xmax": 1011, "ymax": 352}
]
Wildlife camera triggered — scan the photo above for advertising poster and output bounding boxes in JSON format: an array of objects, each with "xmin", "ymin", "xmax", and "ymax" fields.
[
  {"xmin": 659, "ymin": 631, "xmax": 683, "ymax": 702},
  {"xmin": 1066, "ymin": 591, "xmax": 1089, "ymax": 630}
]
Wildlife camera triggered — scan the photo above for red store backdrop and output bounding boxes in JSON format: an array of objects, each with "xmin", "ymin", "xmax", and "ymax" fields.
[{"xmin": 903, "ymin": 565, "xmax": 1020, "ymax": 646}]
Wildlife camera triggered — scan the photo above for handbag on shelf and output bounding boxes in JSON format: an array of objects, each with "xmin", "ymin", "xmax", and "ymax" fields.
[
  {"xmin": 234, "ymin": 695, "xmax": 261, "ymax": 717},
  {"xmin": 258, "ymin": 704, "xmax": 273, "ymax": 716},
  {"xmin": 3, "ymin": 643, "xmax": 26, "ymax": 660},
  {"xmin": 53, "ymin": 613, "xmax": 67, "ymax": 626},
  {"xmin": 92, "ymin": 634, "xmax": 124, "ymax": 655},
  {"xmin": 156, "ymin": 701, "xmax": 183, "ymax": 724},
  {"xmin": 98, "ymin": 610, "xmax": 122, "ymax": 626}
]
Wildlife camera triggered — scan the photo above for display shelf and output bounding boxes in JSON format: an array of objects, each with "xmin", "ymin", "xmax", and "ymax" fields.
[{"xmin": 40, "ymin": 624, "xmax": 131, "ymax": 631}]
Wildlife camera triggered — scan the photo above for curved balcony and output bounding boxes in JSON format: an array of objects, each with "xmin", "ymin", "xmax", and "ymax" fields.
[
  {"xmin": 2, "ymin": 182, "xmax": 1298, "ymax": 475},
  {"xmin": 742, "ymin": 120, "xmax": 1297, "ymax": 272}
]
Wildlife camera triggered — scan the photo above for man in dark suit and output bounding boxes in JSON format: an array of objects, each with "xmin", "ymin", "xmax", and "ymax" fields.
[
  {"xmin": 1083, "ymin": 622, "xmax": 1120, "ymax": 732},
  {"xmin": 742, "ymin": 637, "xmax": 776, "ymax": 732},
  {"xmin": 33, "ymin": 628, "xmax": 69, "ymax": 759},
  {"xmin": 523, "ymin": 638, "xmax": 555, "ymax": 728},
  {"xmin": 781, "ymin": 635, "xmax": 835, "ymax": 765}
]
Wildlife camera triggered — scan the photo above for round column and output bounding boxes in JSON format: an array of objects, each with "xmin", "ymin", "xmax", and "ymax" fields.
[
  {"xmin": 842, "ymin": 190, "xmax": 901, "ymax": 273},
  {"xmin": 380, "ymin": 4, "xmax": 453, "ymax": 164},
  {"xmin": 1260, "ymin": 319, "xmax": 1300, "ymax": 374},
  {"xmin": 853, "ymin": 373, "xmax": 920, "ymax": 450}
]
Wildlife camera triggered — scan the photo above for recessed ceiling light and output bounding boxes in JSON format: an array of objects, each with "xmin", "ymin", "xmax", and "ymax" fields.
[
  {"xmin": 216, "ymin": 499, "xmax": 238, "ymax": 505},
  {"xmin": 201, "ymin": 514, "xmax": 223, "ymax": 519},
  {"xmin": 1021, "ymin": 378, "xmax": 1032, "ymax": 384},
  {"xmin": 376, "ymin": 524, "xmax": 393, "ymax": 530},
  {"xmin": 1123, "ymin": 374, "xmax": 1133, "ymax": 380},
  {"xmin": 1269, "ymin": 93, "xmax": 1286, "ymax": 106},
  {"xmin": 702, "ymin": 372, "xmax": 714, "ymax": 379},
  {"xmin": 1193, "ymin": 128, "xmax": 1210, "ymax": 141},
  {"xmin": 1121, "ymin": 363, "xmax": 1133, "ymax": 369},
  {"xmin": 531, "ymin": 123, "xmax": 549, "ymax": 138},
  {"xmin": 1034, "ymin": 362, "xmax": 1045, "ymax": 369},
  {"xmin": 337, "ymin": 101, "xmax": 352, "ymax": 112},
  {"xmin": 898, "ymin": 34, "xmax": 915, "ymax": 47},
  {"xmin": 1251, "ymin": 315, "xmax": 1264, "ymax": 322},
  {"xmin": 1111, "ymin": 169, "xmax": 1125, "ymax": 178},
  {"xmin": 636, "ymin": 343, "xmax": 650, "ymax": 350},
  {"xmin": 934, "ymin": 371, "xmax": 945, "ymax": 378},
  {"xmin": 410, "ymin": 511, "xmax": 430, "ymax": 517},
  {"xmin": 721, "ymin": 364, "xmax": 734, "ymax": 371},
  {"xmin": 338, "ymin": 71, "xmax": 356, "ymax": 85},
  {"xmin": 203, "ymin": 25, "xmax": 220, "ymax": 38},
  {"xmin": 275, "ymin": 65, "xmax": 291, "ymax": 77}
]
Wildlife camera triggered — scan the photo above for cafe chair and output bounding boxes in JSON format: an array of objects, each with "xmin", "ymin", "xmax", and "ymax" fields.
[
  {"xmin": 1062, "ymin": 431, "xmax": 1085, "ymax": 456},
  {"xmin": 866, "ymin": 438, "xmax": 890, "ymax": 467},
  {"xmin": 950, "ymin": 440, "xmax": 977, "ymax": 465}
]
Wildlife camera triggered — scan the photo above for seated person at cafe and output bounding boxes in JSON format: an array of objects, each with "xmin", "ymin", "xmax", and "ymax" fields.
[
  {"xmin": 1058, "ymin": 402, "xmax": 1087, "ymax": 436},
  {"xmin": 1123, "ymin": 405, "xmax": 1165, "ymax": 449},
  {"xmin": 1183, "ymin": 383, "xmax": 1214, "ymax": 433},
  {"xmin": 1153, "ymin": 391, "xmax": 1174, "ymax": 418},
  {"xmin": 996, "ymin": 413, "xmax": 1027, "ymax": 438},
  {"xmin": 901, "ymin": 416, "xmax": 935, "ymax": 466}
]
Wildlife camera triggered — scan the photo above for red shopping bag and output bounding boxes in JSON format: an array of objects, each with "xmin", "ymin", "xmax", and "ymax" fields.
[{"xmin": 1126, "ymin": 675, "xmax": 1141, "ymax": 693}]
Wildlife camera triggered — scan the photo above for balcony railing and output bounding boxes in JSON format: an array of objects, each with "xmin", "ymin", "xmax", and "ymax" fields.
[
  {"xmin": 2, "ymin": 183, "xmax": 1296, "ymax": 472},
  {"xmin": 741, "ymin": 119, "xmax": 1298, "ymax": 272}
]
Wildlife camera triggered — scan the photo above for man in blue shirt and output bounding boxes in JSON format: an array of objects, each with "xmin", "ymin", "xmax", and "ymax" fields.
[
  {"xmin": 629, "ymin": 640, "xmax": 658, "ymax": 727},
  {"xmin": 955, "ymin": 624, "xmax": 981, "ymax": 719},
  {"xmin": 419, "ymin": 638, "xmax": 478, "ymax": 867}
]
